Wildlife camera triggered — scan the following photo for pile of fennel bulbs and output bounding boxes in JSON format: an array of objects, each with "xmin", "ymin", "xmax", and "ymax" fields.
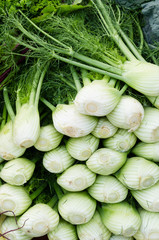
[
  {"xmin": 1, "ymin": 64, "xmax": 159, "ymax": 240},
  {"xmin": 1, "ymin": 1, "xmax": 159, "ymax": 240}
]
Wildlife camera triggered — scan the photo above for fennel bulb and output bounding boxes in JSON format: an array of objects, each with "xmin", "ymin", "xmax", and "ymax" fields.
[
  {"xmin": 103, "ymin": 129, "xmax": 137, "ymax": 152},
  {"xmin": 58, "ymin": 191, "xmax": 96, "ymax": 225},
  {"xmin": 77, "ymin": 211, "xmax": 111, "ymax": 240},
  {"xmin": 107, "ymin": 95, "xmax": 144, "ymax": 132},
  {"xmin": 122, "ymin": 60, "xmax": 159, "ymax": 97},
  {"xmin": 92, "ymin": 117, "xmax": 118, "ymax": 139},
  {"xmin": 48, "ymin": 219, "xmax": 78, "ymax": 240},
  {"xmin": 18, "ymin": 203, "xmax": 59, "ymax": 237},
  {"xmin": 13, "ymin": 103, "xmax": 40, "ymax": 148},
  {"xmin": 12, "ymin": 61, "xmax": 49, "ymax": 148},
  {"xmin": 134, "ymin": 107, "xmax": 159, "ymax": 143},
  {"xmin": 43, "ymin": 145, "xmax": 75, "ymax": 173},
  {"xmin": 110, "ymin": 236, "xmax": 134, "ymax": 240},
  {"xmin": 99, "ymin": 202, "xmax": 141, "ymax": 237},
  {"xmin": 1, "ymin": 217, "xmax": 32, "ymax": 240},
  {"xmin": 74, "ymin": 80, "xmax": 124, "ymax": 116},
  {"xmin": 134, "ymin": 209, "xmax": 159, "ymax": 240},
  {"xmin": 0, "ymin": 157, "xmax": 35, "ymax": 185},
  {"xmin": 57, "ymin": 164, "xmax": 96, "ymax": 191},
  {"xmin": 34, "ymin": 124, "xmax": 63, "ymax": 152},
  {"xmin": 66, "ymin": 134, "xmax": 99, "ymax": 161},
  {"xmin": 115, "ymin": 157, "xmax": 159, "ymax": 190},
  {"xmin": 0, "ymin": 121, "xmax": 25, "ymax": 160},
  {"xmin": 131, "ymin": 181, "xmax": 159, "ymax": 212},
  {"xmin": 52, "ymin": 104, "xmax": 98, "ymax": 137},
  {"xmin": 88, "ymin": 175, "xmax": 128, "ymax": 203},
  {"xmin": 132, "ymin": 141, "xmax": 159, "ymax": 162},
  {"xmin": 0, "ymin": 184, "xmax": 32, "ymax": 216},
  {"xmin": 86, "ymin": 148, "xmax": 127, "ymax": 175}
]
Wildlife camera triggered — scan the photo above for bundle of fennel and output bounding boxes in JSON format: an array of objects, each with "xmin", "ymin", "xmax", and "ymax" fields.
[{"xmin": 1, "ymin": 0, "xmax": 159, "ymax": 240}]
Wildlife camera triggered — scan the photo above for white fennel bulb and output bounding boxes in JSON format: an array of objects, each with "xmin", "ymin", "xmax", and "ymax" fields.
[
  {"xmin": 134, "ymin": 209, "xmax": 159, "ymax": 240},
  {"xmin": 110, "ymin": 236, "xmax": 134, "ymax": 240},
  {"xmin": 43, "ymin": 145, "xmax": 75, "ymax": 173},
  {"xmin": 86, "ymin": 148, "xmax": 127, "ymax": 175},
  {"xmin": 132, "ymin": 141, "xmax": 159, "ymax": 162},
  {"xmin": 131, "ymin": 181, "xmax": 159, "ymax": 212},
  {"xmin": 115, "ymin": 157, "xmax": 159, "ymax": 190},
  {"xmin": 92, "ymin": 117, "xmax": 118, "ymax": 139},
  {"xmin": 0, "ymin": 121, "xmax": 25, "ymax": 160},
  {"xmin": 107, "ymin": 95, "xmax": 144, "ymax": 132},
  {"xmin": 103, "ymin": 129, "xmax": 137, "ymax": 152},
  {"xmin": 0, "ymin": 184, "xmax": 32, "ymax": 216},
  {"xmin": 57, "ymin": 164, "xmax": 96, "ymax": 191},
  {"xmin": 34, "ymin": 124, "xmax": 63, "ymax": 152},
  {"xmin": 74, "ymin": 80, "xmax": 124, "ymax": 116},
  {"xmin": 0, "ymin": 157, "xmax": 35, "ymax": 185},
  {"xmin": 66, "ymin": 134, "xmax": 99, "ymax": 161},
  {"xmin": 122, "ymin": 60, "xmax": 159, "ymax": 96},
  {"xmin": 1, "ymin": 217, "xmax": 32, "ymax": 240},
  {"xmin": 100, "ymin": 202, "xmax": 141, "ymax": 237},
  {"xmin": 13, "ymin": 103, "xmax": 40, "ymax": 148},
  {"xmin": 88, "ymin": 175, "xmax": 128, "ymax": 203},
  {"xmin": 58, "ymin": 191, "xmax": 96, "ymax": 225},
  {"xmin": 52, "ymin": 104, "xmax": 98, "ymax": 137},
  {"xmin": 18, "ymin": 203, "xmax": 59, "ymax": 238},
  {"xmin": 134, "ymin": 107, "xmax": 159, "ymax": 143},
  {"xmin": 77, "ymin": 211, "xmax": 111, "ymax": 240},
  {"xmin": 48, "ymin": 219, "xmax": 78, "ymax": 240}
]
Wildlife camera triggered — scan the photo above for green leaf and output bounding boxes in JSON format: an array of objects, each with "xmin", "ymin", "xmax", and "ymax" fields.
[
  {"xmin": 41, "ymin": 5, "xmax": 57, "ymax": 13},
  {"xmin": 56, "ymin": 4, "xmax": 90, "ymax": 15},
  {"xmin": 32, "ymin": 13, "xmax": 53, "ymax": 23}
]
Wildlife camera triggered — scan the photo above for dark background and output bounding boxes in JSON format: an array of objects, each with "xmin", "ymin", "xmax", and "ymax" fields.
[{"xmin": 33, "ymin": 236, "xmax": 48, "ymax": 240}]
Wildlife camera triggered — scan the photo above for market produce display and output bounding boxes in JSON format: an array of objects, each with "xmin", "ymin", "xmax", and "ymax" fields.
[{"xmin": 0, "ymin": 0, "xmax": 159, "ymax": 239}]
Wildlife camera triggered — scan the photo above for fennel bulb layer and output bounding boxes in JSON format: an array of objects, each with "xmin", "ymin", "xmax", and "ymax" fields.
[
  {"xmin": 110, "ymin": 236, "xmax": 134, "ymax": 240},
  {"xmin": 134, "ymin": 107, "xmax": 159, "ymax": 143},
  {"xmin": 0, "ymin": 184, "xmax": 32, "ymax": 216},
  {"xmin": 34, "ymin": 124, "xmax": 63, "ymax": 152},
  {"xmin": 58, "ymin": 191, "xmax": 96, "ymax": 225},
  {"xmin": 48, "ymin": 219, "xmax": 78, "ymax": 240},
  {"xmin": 103, "ymin": 129, "xmax": 137, "ymax": 152},
  {"xmin": 132, "ymin": 141, "xmax": 159, "ymax": 162},
  {"xmin": 100, "ymin": 202, "xmax": 141, "ymax": 237},
  {"xmin": 107, "ymin": 95, "xmax": 144, "ymax": 132},
  {"xmin": 0, "ymin": 121, "xmax": 25, "ymax": 160},
  {"xmin": 1, "ymin": 217, "xmax": 32, "ymax": 240},
  {"xmin": 86, "ymin": 148, "xmax": 127, "ymax": 175},
  {"xmin": 0, "ymin": 157, "xmax": 35, "ymax": 185},
  {"xmin": 66, "ymin": 134, "xmax": 99, "ymax": 161},
  {"xmin": 131, "ymin": 181, "xmax": 159, "ymax": 212},
  {"xmin": 134, "ymin": 209, "xmax": 159, "ymax": 240},
  {"xmin": 52, "ymin": 104, "xmax": 98, "ymax": 137},
  {"xmin": 43, "ymin": 145, "xmax": 75, "ymax": 173},
  {"xmin": 88, "ymin": 175, "xmax": 128, "ymax": 203},
  {"xmin": 122, "ymin": 60, "xmax": 159, "ymax": 96},
  {"xmin": 57, "ymin": 164, "xmax": 96, "ymax": 192},
  {"xmin": 13, "ymin": 103, "xmax": 40, "ymax": 148},
  {"xmin": 18, "ymin": 203, "xmax": 59, "ymax": 237},
  {"xmin": 77, "ymin": 211, "xmax": 111, "ymax": 240},
  {"xmin": 92, "ymin": 117, "xmax": 118, "ymax": 139},
  {"xmin": 115, "ymin": 157, "xmax": 159, "ymax": 190},
  {"xmin": 74, "ymin": 80, "xmax": 122, "ymax": 116}
]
